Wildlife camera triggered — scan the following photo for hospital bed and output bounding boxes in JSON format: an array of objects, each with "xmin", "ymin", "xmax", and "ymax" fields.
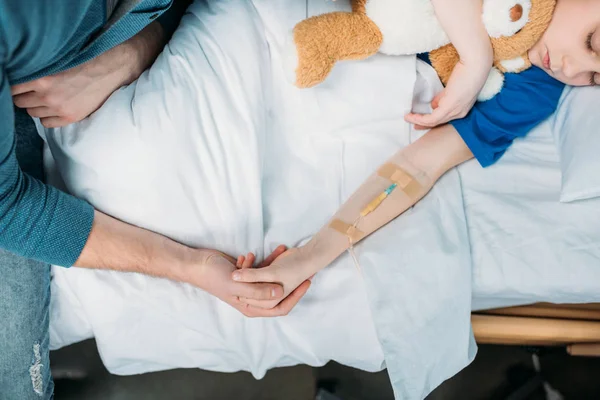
[
  {"xmin": 300, "ymin": 0, "xmax": 600, "ymax": 361},
  {"xmin": 39, "ymin": 0, "xmax": 600, "ymax": 398}
]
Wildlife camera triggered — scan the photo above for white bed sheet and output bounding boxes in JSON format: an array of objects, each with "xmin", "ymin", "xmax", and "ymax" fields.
[
  {"xmin": 461, "ymin": 118, "xmax": 600, "ymax": 311},
  {"xmin": 44, "ymin": 0, "xmax": 399, "ymax": 382},
  {"xmin": 42, "ymin": 1, "xmax": 475, "ymax": 398},
  {"xmin": 38, "ymin": 0, "xmax": 600, "ymax": 399}
]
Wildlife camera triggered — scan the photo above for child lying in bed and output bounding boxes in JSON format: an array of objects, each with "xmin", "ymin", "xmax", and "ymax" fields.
[{"xmin": 232, "ymin": 0, "xmax": 600, "ymax": 310}]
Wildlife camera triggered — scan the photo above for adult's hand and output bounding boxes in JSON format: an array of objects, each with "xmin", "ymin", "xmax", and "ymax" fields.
[
  {"xmin": 232, "ymin": 246, "xmax": 316, "ymax": 311},
  {"xmin": 12, "ymin": 22, "xmax": 165, "ymax": 128},
  {"xmin": 187, "ymin": 246, "xmax": 311, "ymax": 318},
  {"xmin": 76, "ymin": 211, "xmax": 311, "ymax": 319}
]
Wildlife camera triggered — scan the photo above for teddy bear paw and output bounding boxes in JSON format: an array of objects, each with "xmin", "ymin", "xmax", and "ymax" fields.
[{"xmin": 477, "ymin": 67, "xmax": 505, "ymax": 102}]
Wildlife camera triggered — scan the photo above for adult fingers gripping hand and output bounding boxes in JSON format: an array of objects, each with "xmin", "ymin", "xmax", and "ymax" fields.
[
  {"xmin": 186, "ymin": 250, "xmax": 287, "ymax": 319},
  {"xmin": 229, "ymin": 245, "xmax": 311, "ymax": 317},
  {"xmin": 231, "ymin": 281, "xmax": 312, "ymax": 318},
  {"xmin": 232, "ymin": 247, "xmax": 315, "ymax": 311}
]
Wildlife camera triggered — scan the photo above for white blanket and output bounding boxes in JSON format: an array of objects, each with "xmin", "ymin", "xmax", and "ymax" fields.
[
  {"xmin": 47, "ymin": 0, "xmax": 391, "ymax": 371},
  {"xmin": 41, "ymin": 0, "xmax": 478, "ymax": 398},
  {"xmin": 41, "ymin": 0, "xmax": 600, "ymax": 399},
  {"xmin": 43, "ymin": 0, "xmax": 600, "ymax": 398}
]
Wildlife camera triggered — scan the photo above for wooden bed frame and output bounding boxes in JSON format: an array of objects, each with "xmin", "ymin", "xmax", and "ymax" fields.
[{"xmin": 472, "ymin": 303, "xmax": 600, "ymax": 356}]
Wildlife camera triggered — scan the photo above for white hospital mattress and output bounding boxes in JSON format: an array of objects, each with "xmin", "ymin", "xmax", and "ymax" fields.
[
  {"xmin": 45, "ymin": 0, "xmax": 393, "ymax": 377},
  {"xmin": 461, "ymin": 118, "xmax": 600, "ymax": 310},
  {"xmin": 39, "ymin": 0, "xmax": 600, "ymax": 399}
]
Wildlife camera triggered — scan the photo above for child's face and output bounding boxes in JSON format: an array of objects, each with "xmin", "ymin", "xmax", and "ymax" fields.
[{"xmin": 528, "ymin": 0, "xmax": 600, "ymax": 86}]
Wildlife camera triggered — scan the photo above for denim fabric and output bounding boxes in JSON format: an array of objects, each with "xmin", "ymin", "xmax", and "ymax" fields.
[
  {"xmin": 0, "ymin": 250, "xmax": 53, "ymax": 400},
  {"xmin": 0, "ymin": 108, "xmax": 53, "ymax": 399}
]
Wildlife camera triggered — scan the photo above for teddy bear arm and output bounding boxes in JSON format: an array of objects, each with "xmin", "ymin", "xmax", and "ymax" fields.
[
  {"xmin": 292, "ymin": 12, "xmax": 383, "ymax": 88},
  {"xmin": 429, "ymin": 44, "xmax": 459, "ymax": 86}
]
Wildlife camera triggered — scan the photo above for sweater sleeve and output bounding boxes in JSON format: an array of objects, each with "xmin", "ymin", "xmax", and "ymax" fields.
[{"xmin": 0, "ymin": 69, "xmax": 94, "ymax": 267}]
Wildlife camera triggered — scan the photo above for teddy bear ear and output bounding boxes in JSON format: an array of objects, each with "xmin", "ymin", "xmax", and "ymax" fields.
[{"xmin": 482, "ymin": 0, "xmax": 532, "ymax": 38}]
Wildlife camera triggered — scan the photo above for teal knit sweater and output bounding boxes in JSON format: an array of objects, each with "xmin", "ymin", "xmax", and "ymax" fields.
[{"xmin": 0, "ymin": 0, "xmax": 180, "ymax": 266}]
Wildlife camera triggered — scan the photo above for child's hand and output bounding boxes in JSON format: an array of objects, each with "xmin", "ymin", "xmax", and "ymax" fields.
[
  {"xmin": 405, "ymin": 61, "xmax": 490, "ymax": 129},
  {"xmin": 235, "ymin": 247, "xmax": 283, "ymax": 271},
  {"xmin": 196, "ymin": 246, "xmax": 309, "ymax": 318},
  {"xmin": 232, "ymin": 246, "xmax": 314, "ymax": 312}
]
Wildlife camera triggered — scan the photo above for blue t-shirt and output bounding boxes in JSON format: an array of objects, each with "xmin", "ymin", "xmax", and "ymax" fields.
[
  {"xmin": 418, "ymin": 54, "xmax": 565, "ymax": 167},
  {"xmin": 450, "ymin": 66, "xmax": 565, "ymax": 167}
]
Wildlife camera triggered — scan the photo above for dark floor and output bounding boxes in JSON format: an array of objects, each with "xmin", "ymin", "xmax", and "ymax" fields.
[{"xmin": 52, "ymin": 340, "xmax": 600, "ymax": 400}]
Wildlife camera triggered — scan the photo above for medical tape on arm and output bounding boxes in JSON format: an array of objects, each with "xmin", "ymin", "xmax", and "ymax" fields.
[
  {"xmin": 329, "ymin": 219, "xmax": 365, "ymax": 243},
  {"xmin": 377, "ymin": 162, "xmax": 423, "ymax": 199},
  {"xmin": 329, "ymin": 162, "xmax": 427, "ymax": 241},
  {"xmin": 329, "ymin": 218, "xmax": 364, "ymax": 273},
  {"xmin": 328, "ymin": 159, "xmax": 430, "ymax": 272}
]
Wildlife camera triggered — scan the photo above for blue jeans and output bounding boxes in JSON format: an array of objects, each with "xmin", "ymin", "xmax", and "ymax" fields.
[{"xmin": 0, "ymin": 108, "xmax": 54, "ymax": 399}]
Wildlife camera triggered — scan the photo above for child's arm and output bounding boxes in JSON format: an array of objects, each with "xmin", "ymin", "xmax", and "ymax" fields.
[
  {"xmin": 406, "ymin": 0, "xmax": 493, "ymax": 128},
  {"xmin": 232, "ymin": 67, "xmax": 566, "ymax": 310},
  {"xmin": 432, "ymin": 0, "xmax": 492, "ymax": 71},
  {"xmin": 231, "ymin": 124, "xmax": 474, "ymax": 308}
]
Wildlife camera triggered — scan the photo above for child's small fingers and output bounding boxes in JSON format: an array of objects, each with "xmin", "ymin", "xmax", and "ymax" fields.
[
  {"xmin": 425, "ymin": 105, "xmax": 454, "ymax": 126},
  {"xmin": 260, "ymin": 245, "xmax": 288, "ymax": 267},
  {"xmin": 405, "ymin": 112, "xmax": 430, "ymax": 126},
  {"xmin": 242, "ymin": 253, "xmax": 255, "ymax": 269},
  {"xmin": 236, "ymin": 255, "xmax": 245, "ymax": 268},
  {"xmin": 405, "ymin": 111, "xmax": 444, "ymax": 128},
  {"xmin": 404, "ymin": 113, "xmax": 423, "ymax": 125}
]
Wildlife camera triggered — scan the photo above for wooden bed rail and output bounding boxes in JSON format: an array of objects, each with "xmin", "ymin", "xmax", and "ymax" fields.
[{"xmin": 471, "ymin": 303, "xmax": 600, "ymax": 355}]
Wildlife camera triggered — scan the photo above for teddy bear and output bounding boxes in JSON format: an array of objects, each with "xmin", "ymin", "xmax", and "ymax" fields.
[{"xmin": 286, "ymin": 0, "xmax": 556, "ymax": 101}]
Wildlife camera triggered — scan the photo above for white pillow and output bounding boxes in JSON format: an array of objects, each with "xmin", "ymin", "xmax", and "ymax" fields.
[{"xmin": 552, "ymin": 86, "xmax": 600, "ymax": 202}]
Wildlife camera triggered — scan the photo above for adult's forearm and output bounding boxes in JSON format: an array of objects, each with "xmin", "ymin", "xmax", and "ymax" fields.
[
  {"xmin": 74, "ymin": 211, "xmax": 201, "ymax": 282},
  {"xmin": 120, "ymin": 21, "xmax": 167, "ymax": 85},
  {"xmin": 303, "ymin": 124, "xmax": 474, "ymax": 272},
  {"xmin": 75, "ymin": 211, "xmax": 295, "ymax": 317}
]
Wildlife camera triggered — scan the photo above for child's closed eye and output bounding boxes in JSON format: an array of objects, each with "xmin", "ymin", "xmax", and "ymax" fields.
[{"xmin": 586, "ymin": 32, "xmax": 595, "ymax": 52}]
